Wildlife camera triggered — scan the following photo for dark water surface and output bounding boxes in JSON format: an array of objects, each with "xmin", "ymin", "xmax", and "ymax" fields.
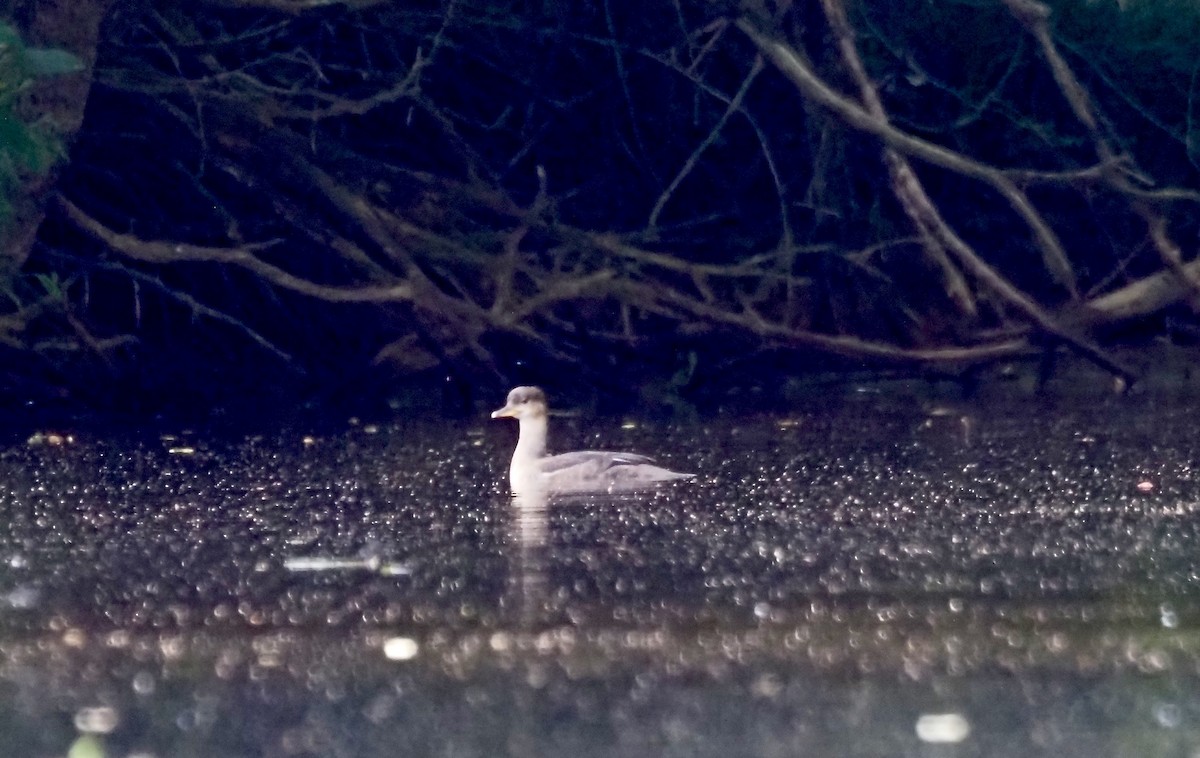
[{"xmin": 1, "ymin": 395, "xmax": 1199, "ymax": 756}]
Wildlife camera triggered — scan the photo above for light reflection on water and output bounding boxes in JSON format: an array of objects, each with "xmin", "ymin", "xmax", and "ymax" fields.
[
  {"xmin": 509, "ymin": 488, "xmax": 549, "ymax": 624},
  {"xmin": 0, "ymin": 396, "xmax": 1197, "ymax": 754}
]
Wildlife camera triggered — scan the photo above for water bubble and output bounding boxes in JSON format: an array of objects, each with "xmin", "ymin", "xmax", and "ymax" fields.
[
  {"xmin": 383, "ymin": 636, "xmax": 420, "ymax": 661},
  {"xmin": 73, "ymin": 706, "xmax": 119, "ymax": 734},
  {"xmin": 915, "ymin": 712, "xmax": 970, "ymax": 743},
  {"xmin": 1155, "ymin": 703, "xmax": 1181, "ymax": 729},
  {"xmin": 1160, "ymin": 604, "xmax": 1178, "ymax": 629},
  {"xmin": 131, "ymin": 671, "xmax": 156, "ymax": 696}
]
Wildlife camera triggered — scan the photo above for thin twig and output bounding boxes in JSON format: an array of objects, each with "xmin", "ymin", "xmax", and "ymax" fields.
[
  {"xmin": 738, "ymin": 14, "xmax": 1080, "ymax": 296},
  {"xmin": 648, "ymin": 56, "xmax": 764, "ymax": 230}
]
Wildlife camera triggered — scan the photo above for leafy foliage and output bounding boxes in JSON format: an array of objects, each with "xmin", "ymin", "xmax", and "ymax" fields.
[{"xmin": 0, "ymin": 21, "xmax": 81, "ymax": 234}]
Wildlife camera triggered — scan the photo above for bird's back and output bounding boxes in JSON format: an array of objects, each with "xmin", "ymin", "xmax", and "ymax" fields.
[{"xmin": 538, "ymin": 450, "xmax": 694, "ymax": 493}]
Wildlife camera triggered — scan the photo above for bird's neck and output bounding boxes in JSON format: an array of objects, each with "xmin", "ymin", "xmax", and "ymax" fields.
[{"xmin": 514, "ymin": 416, "xmax": 548, "ymax": 460}]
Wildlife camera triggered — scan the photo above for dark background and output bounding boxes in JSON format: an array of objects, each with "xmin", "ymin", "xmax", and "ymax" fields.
[{"xmin": 1, "ymin": 0, "xmax": 1198, "ymax": 419}]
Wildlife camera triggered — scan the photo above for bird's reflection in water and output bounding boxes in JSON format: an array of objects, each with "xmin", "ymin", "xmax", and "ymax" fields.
[{"xmin": 507, "ymin": 488, "xmax": 550, "ymax": 625}]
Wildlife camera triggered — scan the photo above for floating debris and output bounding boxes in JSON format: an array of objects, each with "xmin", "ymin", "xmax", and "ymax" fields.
[
  {"xmin": 283, "ymin": 555, "xmax": 411, "ymax": 576},
  {"xmin": 26, "ymin": 431, "xmax": 73, "ymax": 446}
]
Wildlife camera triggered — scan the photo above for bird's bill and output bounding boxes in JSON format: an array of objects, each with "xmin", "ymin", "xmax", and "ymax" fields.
[{"xmin": 491, "ymin": 404, "xmax": 518, "ymax": 419}]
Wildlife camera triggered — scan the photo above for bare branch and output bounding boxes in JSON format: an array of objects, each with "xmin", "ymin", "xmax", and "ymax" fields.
[
  {"xmin": 93, "ymin": 262, "xmax": 296, "ymax": 363},
  {"xmin": 620, "ymin": 278, "xmax": 1032, "ymax": 364},
  {"xmin": 57, "ymin": 196, "xmax": 418, "ymax": 304},
  {"xmin": 738, "ymin": 14, "xmax": 1080, "ymax": 296},
  {"xmin": 199, "ymin": 0, "xmax": 389, "ymax": 11},
  {"xmin": 1001, "ymin": 0, "xmax": 1200, "ymax": 315},
  {"xmin": 1137, "ymin": 208, "xmax": 1200, "ymax": 311},
  {"xmin": 738, "ymin": 11, "xmax": 1134, "ymax": 382},
  {"xmin": 1080, "ymin": 256, "xmax": 1200, "ymax": 323}
]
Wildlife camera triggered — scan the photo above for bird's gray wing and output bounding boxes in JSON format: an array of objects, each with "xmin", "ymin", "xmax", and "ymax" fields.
[{"xmin": 539, "ymin": 450, "xmax": 654, "ymax": 474}]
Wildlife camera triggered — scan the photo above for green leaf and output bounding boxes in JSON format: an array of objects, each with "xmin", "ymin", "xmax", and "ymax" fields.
[
  {"xmin": 0, "ymin": 22, "xmax": 66, "ymax": 236},
  {"xmin": 0, "ymin": 111, "xmax": 53, "ymax": 173},
  {"xmin": 24, "ymin": 48, "xmax": 84, "ymax": 77},
  {"xmin": 34, "ymin": 273, "xmax": 62, "ymax": 299},
  {"xmin": 67, "ymin": 735, "xmax": 106, "ymax": 758},
  {"xmin": 0, "ymin": 22, "xmax": 19, "ymax": 48}
]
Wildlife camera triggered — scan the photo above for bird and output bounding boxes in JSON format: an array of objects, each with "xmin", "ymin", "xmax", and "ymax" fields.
[{"xmin": 490, "ymin": 386, "xmax": 695, "ymax": 495}]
